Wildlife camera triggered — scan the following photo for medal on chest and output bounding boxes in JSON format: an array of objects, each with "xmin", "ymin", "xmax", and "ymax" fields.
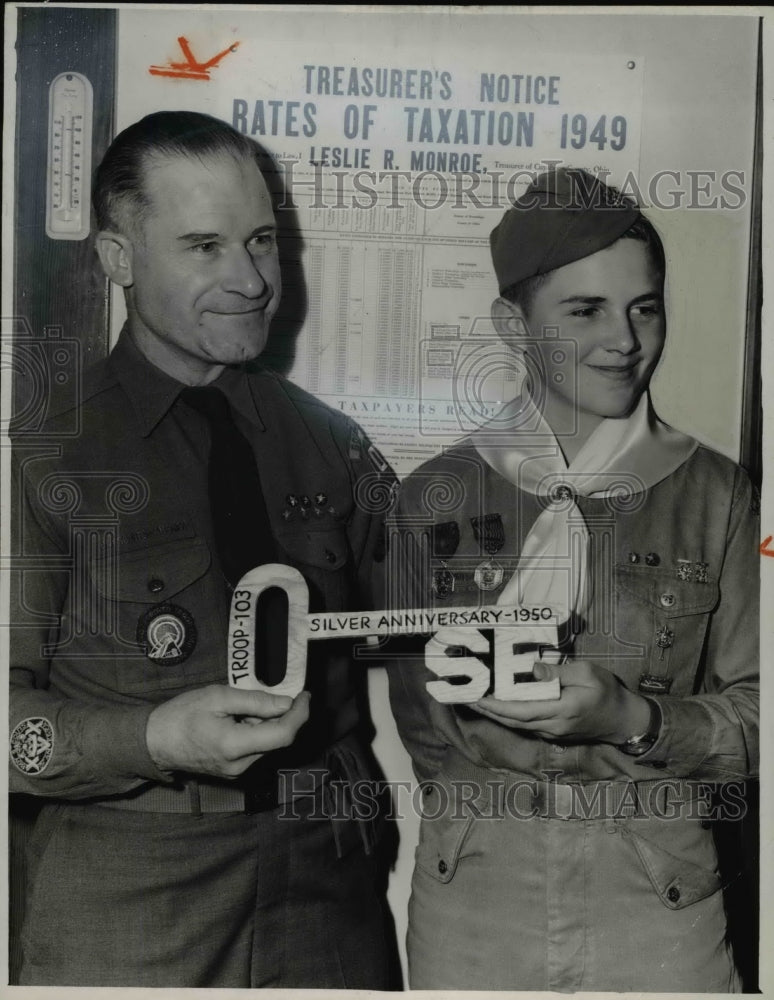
[
  {"xmin": 430, "ymin": 521, "xmax": 460, "ymax": 599},
  {"xmin": 471, "ymin": 513, "xmax": 505, "ymax": 591}
]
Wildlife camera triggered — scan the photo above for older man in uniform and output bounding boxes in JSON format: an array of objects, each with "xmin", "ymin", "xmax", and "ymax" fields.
[{"xmin": 10, "ymin": 111, "xmax": 394, "ymax": 987}]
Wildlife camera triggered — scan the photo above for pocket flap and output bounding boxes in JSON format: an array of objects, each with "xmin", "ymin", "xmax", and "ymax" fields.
[
  {"xmin": 91, "ymin": 537, "xmax": 211, "ymax": 603},
  {"xmin": 627, "ymin": 827, "xmax": 722, "ymax": 909},
  {"xmin": 276, "ymin": 525, "xmax": 349, "ymax": 571},
  {"xmin": 415, "ymin": 785, "xmax": 477, "ymax": 884},
  {"xmin": 616, "ymin": 566, "xmax": 719, "ymax": 616}
]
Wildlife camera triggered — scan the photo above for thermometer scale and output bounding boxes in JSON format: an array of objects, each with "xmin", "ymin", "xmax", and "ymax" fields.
[{"xmin": 46, "ymin": 72, "xmax": 93, "ymax": 240}]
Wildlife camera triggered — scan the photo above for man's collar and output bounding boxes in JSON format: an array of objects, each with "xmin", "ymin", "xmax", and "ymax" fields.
[
  {"xmin": 212, "ymin": 365, "xmax": 267, "ymax": 432},
  {"xmin": 107, "ymin": 327, "xmax": 267, "ymax": 436},
  {"xmin": 107, "ymin": 329, "xmax": 182, "ymax": 437}
]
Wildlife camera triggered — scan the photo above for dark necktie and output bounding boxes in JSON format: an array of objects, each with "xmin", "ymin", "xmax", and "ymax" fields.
[
  {"xmin": 180, "ymin": 385, "xmax": 275, "ymax": 589},
  {"xmin": 180, "ymin": 385, "xmax": 287, "ymax": 690},
  {"xmin": 181, "ymin": 386, "xmax": 291, "ymax": 772}
]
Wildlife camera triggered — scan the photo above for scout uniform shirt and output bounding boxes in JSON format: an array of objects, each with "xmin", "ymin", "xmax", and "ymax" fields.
[
  {"xmin": 389, "ymin": 438, "xmax": 758, "ymax": 784},
  {"xmin": 10, "ymin": 329, "xmax": 393, "ymax": 798},
  {"xmin": 387, "ymin": 438, "xmax": 758, "ymax": 991}
]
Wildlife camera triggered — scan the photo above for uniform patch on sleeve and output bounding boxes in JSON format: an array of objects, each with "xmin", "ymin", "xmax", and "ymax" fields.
[
  {"xmin": 10, "ymin": 717, "xmax": 54, "ymax": 774},
  {"xmin": 367, "ymin": 442, "xmax": 390, "ymax": 473},
  {"xmin": 348, "ymin": 426, "xmax": 363, "ymax": 460},
  {"xmin": 349, "ymin": 425, "xmax": 390, "ymax": 473}
]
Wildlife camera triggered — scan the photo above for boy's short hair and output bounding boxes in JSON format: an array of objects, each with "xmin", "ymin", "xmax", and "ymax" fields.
[{"xmin": 491, "ymin": 167, "xmax": 665, "ymax": 308}]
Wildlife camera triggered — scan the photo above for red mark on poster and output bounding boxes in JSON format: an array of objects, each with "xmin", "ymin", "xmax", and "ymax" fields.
[
  {"xmin": 760, "ymin": 536, "xmax": 774, "ymax": 557},
  {"xmin": 149, "ymin": 37, "xmax": 239, "ymax": 81}
]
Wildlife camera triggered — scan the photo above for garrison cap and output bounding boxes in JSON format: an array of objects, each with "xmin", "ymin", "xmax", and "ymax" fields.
[{"xmin": 490, "ymin": 167, "xmax": 641, "ymax": 293}]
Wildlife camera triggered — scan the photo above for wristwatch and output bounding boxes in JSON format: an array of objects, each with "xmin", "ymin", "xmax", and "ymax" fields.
[{"xmin": 617, "ymin": 698, "xmax": 662, "ymax": 757}]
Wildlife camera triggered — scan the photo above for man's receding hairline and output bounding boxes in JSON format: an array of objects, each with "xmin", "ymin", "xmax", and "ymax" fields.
[
  {"xmin": 138, "ymin": 145, "xmax": 264, "ymax": 193},
  {"xmin": 112, "ymin": 145, "xmax": 267, "ymax": 242}
]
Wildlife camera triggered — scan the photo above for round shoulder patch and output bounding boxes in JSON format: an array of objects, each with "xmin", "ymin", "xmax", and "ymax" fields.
[
  {"xmin": 137, "ymin": 603, "xmax": 197, "ymax": 665},
  {"xmin": 10, "ymin": 717, "xmax": 54, "ymax": 774}
]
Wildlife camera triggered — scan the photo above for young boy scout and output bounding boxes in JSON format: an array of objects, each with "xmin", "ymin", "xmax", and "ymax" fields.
[
  {"xmin": 9, "ymin": 111, "xmax": 395, "ymax": 987},
  {"xmin": 388, "ymin": 167, "xmax": 758, "ymax": 991}
]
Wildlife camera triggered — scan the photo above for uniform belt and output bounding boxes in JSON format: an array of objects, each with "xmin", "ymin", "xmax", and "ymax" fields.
[
  {"xmin": 440, "ymin": 747, "xmax": 708, "ymax": 821},
  {"xmin": 493, "ymin": 777, "xmax": 686, "ymax": 820},
  {"xmin": 93, "ymin": 765, "xmax": 328, "ymax": 816}
]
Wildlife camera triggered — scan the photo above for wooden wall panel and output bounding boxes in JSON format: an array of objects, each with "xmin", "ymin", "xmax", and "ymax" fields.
[
  {"xmin": 10, "ymin": 7, "xmax": 116, "ymax": 984},
  {"xmin": 13, "ymin": 7, "xmax": 116, "ymax": 405}
]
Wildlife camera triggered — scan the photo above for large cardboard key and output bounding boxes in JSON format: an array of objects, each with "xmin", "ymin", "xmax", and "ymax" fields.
[{"xmin": 228, "ymin": 564, "xmax": 564, "ymax": 704}]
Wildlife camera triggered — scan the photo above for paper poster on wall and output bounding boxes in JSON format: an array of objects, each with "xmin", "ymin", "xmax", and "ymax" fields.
[{"xmin": 115, "ymin": 9, "xmax": 643, "ymax": 474}]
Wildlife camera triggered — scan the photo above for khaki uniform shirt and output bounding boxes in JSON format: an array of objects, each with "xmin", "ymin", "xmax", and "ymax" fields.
[{"xmin": 388, "ymin": 439, "xmax": 759, "ymax": 785}]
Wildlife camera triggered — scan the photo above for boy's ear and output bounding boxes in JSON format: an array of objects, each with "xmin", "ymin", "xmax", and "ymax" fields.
[
  {"xmin": 96, "ymin": 232, "xmax": 134, "ymax": 288},
  {"xmin": 491, "ymin": 296, "xmax": 529, "ymax": 345}
]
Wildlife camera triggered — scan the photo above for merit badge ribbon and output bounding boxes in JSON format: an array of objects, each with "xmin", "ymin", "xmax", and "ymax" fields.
[
  {"xmin": 471, "ymin": 513, "xmax": 505, "ymax": 591},
  {"xmin": 430, "ymin": 520, "xmax": 460, "ymax": 599}
]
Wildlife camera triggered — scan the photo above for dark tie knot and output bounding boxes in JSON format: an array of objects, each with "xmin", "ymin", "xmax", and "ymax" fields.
[{"xmin": 180, "ymin": 385, "xmax": 232, "ymax": 424}]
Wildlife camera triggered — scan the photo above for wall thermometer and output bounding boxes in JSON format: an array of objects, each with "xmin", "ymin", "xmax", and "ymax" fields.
[{"xmin": 46, "ymin": 72, "xmax": 93, "ymax": 240}]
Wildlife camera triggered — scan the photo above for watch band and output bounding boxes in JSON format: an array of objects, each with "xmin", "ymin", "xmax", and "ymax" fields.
[{"xmin": 617, "ymin": 698, "xmax": 662, "ymax": 757}]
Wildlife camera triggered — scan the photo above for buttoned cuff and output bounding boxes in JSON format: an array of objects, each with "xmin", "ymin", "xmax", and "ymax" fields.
[
  {"xmin": 635, "ymin": 696, "xmax": 713, "ymax": 775},
  {"xmin": 82, "ymin": 703, "xmax": 176, "ymax": 786}
]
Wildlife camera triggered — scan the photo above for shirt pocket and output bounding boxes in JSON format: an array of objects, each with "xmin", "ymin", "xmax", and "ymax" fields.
[
  {"xmin": 275, "ymin": 524, "xmax": 352, "ymax": 610},
  {"xmin": 87, "ymin": 537, "xmax": 217, "ymax": 695},
  {"xmin": 613, "ymin": 565, "xmax": 719, "ymax": 695},
  {"xmin": 93, "ymin": 537, "xmax": 211, "ymax": 604}
]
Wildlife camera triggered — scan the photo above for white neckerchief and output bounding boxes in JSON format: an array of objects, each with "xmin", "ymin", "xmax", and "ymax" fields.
[{"xmin": 470, "ymin": 392, "xmax": 697, "ymax": 624}]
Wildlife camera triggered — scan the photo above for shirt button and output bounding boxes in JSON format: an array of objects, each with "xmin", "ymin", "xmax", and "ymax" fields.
[
  {"xmin": 628, "ymin": 552, "xmax": 640, "ymax": 564},
  {"xmin": 659, "ymin": 592, "xmax": 676, "ymax": 608},
  {"xmin": 667, "ymin": 886, "xmax": 681, "ymax": 903},
  {"xmin": 325, "ymin": 549, "xmax": 337, "ymax": 564},
  {"xmin": 148, "ymin": 578, "xmax": 164, "ymax": 593},
  {"xmin": 438, "ymin": 860, "xmax": 448, "ymax": 875},
  {"xmin": 645, "ymin": 552, "xmax": 660, "ymax": 566}
]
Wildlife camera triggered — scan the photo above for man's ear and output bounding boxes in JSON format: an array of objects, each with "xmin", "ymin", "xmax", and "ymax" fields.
[
  {"xmin": 491, "ymin": 296, "xmax": 529, "ymax": 346},
  {"xmin": 96, "ymin": 232, "xmax": 134, "ymax": 287}
]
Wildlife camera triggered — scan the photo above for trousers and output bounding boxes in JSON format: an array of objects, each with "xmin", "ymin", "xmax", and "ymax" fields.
[
  {"xmin": 19, "ymin": 788, "xmax": 390, "ymax": 987},
  {"xmin": 407, "ymin": 777, "xmax": 740, "ymax": 992}
]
